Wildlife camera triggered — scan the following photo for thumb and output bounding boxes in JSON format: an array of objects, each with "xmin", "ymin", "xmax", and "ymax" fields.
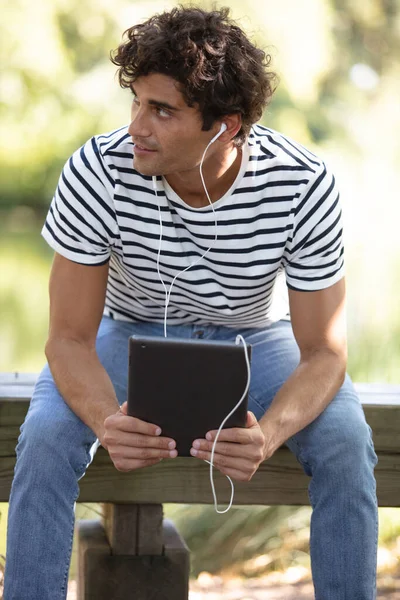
[
  {"xmin": 119, "ymin": 401, "xmax": 128, "ymax": 415},
  {"xmin": 246, "ymin": 410, "xmax": 258, "ymax": 427}
]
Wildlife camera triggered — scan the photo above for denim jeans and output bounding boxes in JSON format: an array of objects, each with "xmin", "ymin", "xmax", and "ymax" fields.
[{"xmin": 4, "ymin": 316, "xmax": 378, "ymax": 600}]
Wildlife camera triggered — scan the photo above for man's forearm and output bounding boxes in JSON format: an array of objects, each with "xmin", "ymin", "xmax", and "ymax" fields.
[
  {"xmin": 259, "ymin": 348, "xmax": 347, "ymax": 457},
  {"xmin": 45, "ymin": 338, "xmax": 119, "ymax": 442}
]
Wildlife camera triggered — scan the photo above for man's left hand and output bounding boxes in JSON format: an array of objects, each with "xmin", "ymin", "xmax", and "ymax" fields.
[{"xmin": 190, "ymin": 411, "xmax": 267, "ymax": 481}]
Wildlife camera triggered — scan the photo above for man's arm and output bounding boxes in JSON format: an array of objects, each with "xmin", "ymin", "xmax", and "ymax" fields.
[
  {"xmin": 259, "ymin": 277, "xmax": 348, "ymax": 457},
  {"xmin": 45, "ymin": 252, "xmax": 118, "ymax": 441},
  {"xmin": 189, "ymin": 278, "xmax": 347, "ymax": 480},
  {"xmin": 45, "ymin": 253, "xmax": 177, "ymax": 469}
]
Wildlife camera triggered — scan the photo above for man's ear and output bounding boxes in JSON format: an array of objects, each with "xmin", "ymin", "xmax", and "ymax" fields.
[{"xmin": 218, "ymin": 113, "xmax": 242, "ymax": 141}]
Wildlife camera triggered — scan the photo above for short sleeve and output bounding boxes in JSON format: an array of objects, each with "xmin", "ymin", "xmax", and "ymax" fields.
[
  {"xmin": 41, "ymin": 136, "xmax": 118, "ymax": 265},
  {"xmin": 284, "ymin": 162, "xmax": 345, "ymax": 291}
]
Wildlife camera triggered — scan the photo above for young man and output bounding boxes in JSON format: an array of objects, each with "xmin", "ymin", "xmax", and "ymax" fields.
[{"xmin": 5, "ymin": 6, "xmax": 378, "ymax": 600}]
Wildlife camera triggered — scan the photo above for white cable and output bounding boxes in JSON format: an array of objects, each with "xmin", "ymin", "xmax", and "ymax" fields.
[
  {"xmin": 208, "ymin": 334, "xmax": 251, "ymax": 513},
  {"xmin": 153, "ymin": 126, "xmax": 251, "ymax": 513},
  {"xmin": 153, "ymin": 129, "xmax": 221, "ymax": 338}
]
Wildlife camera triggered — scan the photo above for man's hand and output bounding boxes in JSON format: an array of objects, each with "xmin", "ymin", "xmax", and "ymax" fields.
[
  {"xmin": 189, "ymin": 411, "xmax": 267, "ymax": 481},
  {"xmin": 102, "ymin": 402, "xmax": 178, "ymax": 471}
]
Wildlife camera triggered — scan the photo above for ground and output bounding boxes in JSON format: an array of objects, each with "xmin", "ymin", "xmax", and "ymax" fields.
[{"xmin": 66, "ymin": 573, "xmax": 400, "ymax": 599}]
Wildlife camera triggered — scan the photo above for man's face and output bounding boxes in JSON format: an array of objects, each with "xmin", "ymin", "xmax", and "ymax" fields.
[{"xmin": 128, "ymin": 73, "xmax": 220, "ymax": 177}]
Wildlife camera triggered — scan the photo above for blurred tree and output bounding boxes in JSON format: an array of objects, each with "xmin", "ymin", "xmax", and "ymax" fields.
[
  {"xmin": 0, "ymin": 0, "xmax": 399, "ymax": 212},
  {"xmin": 316, "ymin": 0, "xmax": 400, "ymax": 134},
  {"xmin": 0, "ymin": 0, "xmax": 123, "ymax": 213}
]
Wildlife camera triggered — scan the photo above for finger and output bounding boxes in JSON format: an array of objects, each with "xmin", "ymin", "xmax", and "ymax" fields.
[
  {"xmin": 107, "ymin": 430, "xmax": 176, "ymax": 450},
  {"xmin": 205, "ymin": 414, "xmax": 259, "ymax": 443},
  {"xmin": 109, "ymin": 412, "xmax": 163, "ymax": 437},
  {"xmin": 119, "ymin": 401, "xmax": 128, "ymax": 415},
  {"xmin": 189, "ymin": 448, "xmax": 253, "ymax": 472},
  {"xmin": 110, "ymin": 431, "xmax": 176, "ymax": 450},
  {"xmin": 111, "ymin": 445, "xmax": 178, "ymax": 461},
  {"xmin": 205, "ymin": 427, "xmax": 252, "ymax": 444},
  {"xmin": 192, "ymin": 439, "xmax": 264, "ymax": 466},
  {"xmin": 191, "ymin": 450, "xmax": 256, "ymax": 481},
  {"xmin": 246, "ymin": 411, "xmax": 258, "ymax": 427},
  {"xmin": 192, "ymin": 438, "xmax": 245, "ymax": 457},
  {"xmin": 217, "ymin": 465, "xmax": 254, "ymax": 482}
]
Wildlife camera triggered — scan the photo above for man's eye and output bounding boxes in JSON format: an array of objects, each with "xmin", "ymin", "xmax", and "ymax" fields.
[{"xmin": 156, "ymin": 107, "xmax": 170, "ymax": 118}]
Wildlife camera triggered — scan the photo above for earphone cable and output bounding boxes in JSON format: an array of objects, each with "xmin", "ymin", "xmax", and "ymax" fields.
[
  {"xmin": 208, "ymin": 334, "xmax": 251, "ymax": 513},
  {"xmin": 153, "ymin": 131, "xmax": 220, "ymax": 338},
  {"xmin": 152, "ymin": 125, "xmax": 251, "ymax": 513}
]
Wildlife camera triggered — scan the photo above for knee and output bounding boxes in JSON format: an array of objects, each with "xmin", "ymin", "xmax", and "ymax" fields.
[
  {"xmin": 16, "ymin": 405, "xmax": 95, "ymax": 479},
  {"xmin": 19, "ymin": 409, "xmax": 66, "ymax": 454},
  {"xmin": 338, "ymin": 421, "xmax": 376, "ymax": 467},
  {"xmin": 311, "ymin": 419, "xmax": 378, "ymax": 481}
]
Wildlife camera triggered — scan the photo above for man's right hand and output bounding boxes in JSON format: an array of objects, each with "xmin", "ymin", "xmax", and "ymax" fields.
[{"xmin": 101, "ymin": 402, "xmax": 178, "ymax": 471}]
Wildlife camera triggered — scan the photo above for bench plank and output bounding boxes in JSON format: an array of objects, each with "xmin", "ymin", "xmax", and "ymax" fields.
[{"xmin": 1, "ymin": 375, "xmax": 399, "ymax": 506}]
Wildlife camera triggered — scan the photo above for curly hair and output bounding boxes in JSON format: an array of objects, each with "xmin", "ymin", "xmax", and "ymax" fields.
[{"xmin": 110, "ymin": 6, "xmax": 278, "ymax": 146}]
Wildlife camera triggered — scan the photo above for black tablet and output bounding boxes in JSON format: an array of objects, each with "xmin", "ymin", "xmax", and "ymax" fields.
[{"xmin": 127, "ymin": 335, "xmax": 252, "ymax": 457}]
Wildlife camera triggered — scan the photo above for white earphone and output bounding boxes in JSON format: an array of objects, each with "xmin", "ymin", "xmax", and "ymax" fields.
[
  {"xmin": 208, "ymin": 122, "xmax": 227, "ymax": 145},
  {"xmin": 152, "ymin": 117, "xmax": 251, "ymax": 513}
]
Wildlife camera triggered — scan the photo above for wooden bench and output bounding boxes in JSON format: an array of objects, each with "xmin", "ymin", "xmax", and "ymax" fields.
[{"xmin": 1, "ymin": 373, "xmax": 400, "ymax": 599}]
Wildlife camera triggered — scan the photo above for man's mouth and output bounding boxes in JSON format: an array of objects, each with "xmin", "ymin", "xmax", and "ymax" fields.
[{"xmin": 133, "ymin": 143, "xmax": 157, "ymax": 154}]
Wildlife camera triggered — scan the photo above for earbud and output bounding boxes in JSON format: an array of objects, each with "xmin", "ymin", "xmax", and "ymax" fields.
[{"xmin": 208, "ymin": 122, "xmax": 227, "ymax": 146}]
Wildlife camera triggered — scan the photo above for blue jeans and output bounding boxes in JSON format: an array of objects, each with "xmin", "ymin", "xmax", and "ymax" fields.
[{"xmin": 4, "ymin": 317, "xmax": 378, "ymax": 600}]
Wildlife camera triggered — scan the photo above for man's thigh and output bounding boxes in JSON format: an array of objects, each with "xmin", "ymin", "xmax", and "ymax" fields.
[{"xmin": 244, "ymin": 319, "xmax": 301, "ymax": 420}]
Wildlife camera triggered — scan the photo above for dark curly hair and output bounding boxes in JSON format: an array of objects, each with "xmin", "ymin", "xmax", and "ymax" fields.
[{"xmin": 110, "ymin": 6, "xmax": 278, "ymax": 146}]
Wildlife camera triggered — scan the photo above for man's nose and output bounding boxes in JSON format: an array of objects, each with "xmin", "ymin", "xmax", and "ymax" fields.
[{"xmin": 128, "ymin": 108, "xmax": 151, "ymax": 138}]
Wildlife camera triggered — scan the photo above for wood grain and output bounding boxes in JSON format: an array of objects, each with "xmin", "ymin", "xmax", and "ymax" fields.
[{"xmin": 1, "ymin": 375, "xmax": 399, "ymax": 506}]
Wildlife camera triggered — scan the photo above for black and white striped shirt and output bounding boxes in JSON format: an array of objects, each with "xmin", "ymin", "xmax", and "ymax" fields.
[{"xmin": 42, "ymin": 124, "xmax": 344, "ymax": 328}]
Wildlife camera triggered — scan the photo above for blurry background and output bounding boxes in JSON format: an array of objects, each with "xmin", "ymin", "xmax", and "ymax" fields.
[{"xmin": 1, "ymin": 0, "xmax": 400, "ymax": 590}]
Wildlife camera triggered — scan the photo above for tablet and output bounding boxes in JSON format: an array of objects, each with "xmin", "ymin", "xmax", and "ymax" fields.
[{"xmin": 127, "ymin": 335, "xmax": 252, "ymax": 457}]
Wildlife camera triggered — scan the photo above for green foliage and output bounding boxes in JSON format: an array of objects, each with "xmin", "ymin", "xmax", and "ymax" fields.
[
  {"xmin": 165, "ymin": 503, "xmax": 400, "ymax": 577},
  {"xmin": 1, "ymin": 0, "xmax": 400, "ymax": 211},
  {"xmin": 329, "ymin": 0, "xmax": 400, "ymax": 75},
  {"xmin": 0, "ymin": 227, "xmax": 52, "ymax": 371},
  {"xmin": 0, "ymin": 0, "xmax": 126, "ymax": 211},
  {"xmin": 56, "ymin": 3, "xmax": 115, "ymax": 74},
  {"xmin": 348, "ymin": 325, "xmax": 400, "ymax": 383},
  {"xmin": 165, "ymin": 504, "xmax": 312, "ymax": 576}
]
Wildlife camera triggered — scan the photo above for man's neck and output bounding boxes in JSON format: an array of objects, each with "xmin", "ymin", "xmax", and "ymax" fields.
[{"xmin": 164, "ymin": 145, "xmax": 242, "ymax": 209}]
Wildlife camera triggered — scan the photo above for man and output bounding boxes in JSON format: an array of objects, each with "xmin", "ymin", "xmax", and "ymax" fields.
[{"xmin": 5, "ymin": 6, "xmax": 378, "ymax": 600}]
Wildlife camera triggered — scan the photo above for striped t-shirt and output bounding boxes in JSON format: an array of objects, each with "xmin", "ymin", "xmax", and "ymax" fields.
[{"xmin": 42, "ymin": 124, "xmax": 344, "ymax": 328}]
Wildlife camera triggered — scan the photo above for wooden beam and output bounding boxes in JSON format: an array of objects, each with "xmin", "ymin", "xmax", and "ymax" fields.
[{"xmin": 1, "ymin": 375, "xmax": 400, "ymax": 506}]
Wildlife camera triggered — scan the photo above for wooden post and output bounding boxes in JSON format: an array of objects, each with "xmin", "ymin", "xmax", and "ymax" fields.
[
  {"xmin": 77, "ymin": 503, "xmax": 190, "ymax": 600},
  {"xmin": 103, "ymin": 504, "xmax": 163, "ymax": 555}
]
